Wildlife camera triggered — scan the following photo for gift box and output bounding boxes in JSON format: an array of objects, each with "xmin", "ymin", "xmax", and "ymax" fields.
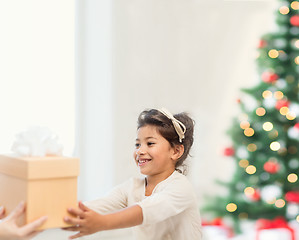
[
  {"xmin": 257, "ymin": 228, "xmax": 294, "ymax": 240},
  {"xmin": 202, "ymin": 218, "xmax": 233, "ymax": 240},
  {"xmin": 0, "ymin": 154, "xmax": 79, "ymax": 229},
  {"xmin": 256, "ymin": 217, "xmax": 295, "ymax": 240}
]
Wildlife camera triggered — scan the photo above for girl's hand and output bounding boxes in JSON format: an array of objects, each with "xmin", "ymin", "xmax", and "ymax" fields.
[
  {"xmin": 0, "ymin": 202, "xmax": 48, "ymax": 240},
  {"xmin": 63, "ymin": 202, "xmax": 105, "ymax": 239}
]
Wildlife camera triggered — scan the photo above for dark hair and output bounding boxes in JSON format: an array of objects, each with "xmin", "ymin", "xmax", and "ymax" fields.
[{"xmin": 137, "ymin": 109, "xmax": 194, "ymax": 173}]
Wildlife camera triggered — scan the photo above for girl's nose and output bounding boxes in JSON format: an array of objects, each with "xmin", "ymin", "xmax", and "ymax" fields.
[{"xmin": 136, "ymin": 145, "xmax": 146, "ymax": 155}]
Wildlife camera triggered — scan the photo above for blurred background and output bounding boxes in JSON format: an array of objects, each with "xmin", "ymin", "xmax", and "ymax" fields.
[{"xmin": 0, "ymin": 0, "xmax": 283, "ymax": 239}]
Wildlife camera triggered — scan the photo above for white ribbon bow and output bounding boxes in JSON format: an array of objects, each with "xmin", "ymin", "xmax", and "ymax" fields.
[{"xmin": 158, "ymin": 108, "xmax": 186, "ymax": 143}]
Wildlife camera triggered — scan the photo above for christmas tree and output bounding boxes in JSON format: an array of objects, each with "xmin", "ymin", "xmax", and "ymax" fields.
[{"xmin": 204, "ymin": 0, "xmax": 299, "ymax": 232}]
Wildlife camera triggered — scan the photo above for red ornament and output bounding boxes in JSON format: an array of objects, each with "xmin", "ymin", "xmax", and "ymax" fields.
[
  {"xmin": 247, "ymin": 189, "xmax": 261, "ymax": 202},
  {"xmin": 275, "ymin": 99, "xmax": 290, "ymax": 110},
  {"xmin": 263, "ymin": 161, "xmax": 280, "ymax": 174},
  {"xmin": 236, "ymin": 98, "xmax": 241, "ymax": 104},
  {"xmin": 262, "ymin": 72, "xmax": 279, "ymax": 83},
  {"xmin": 285, "ymin": 191, "xmax": 299, "ymax": 203},
  {"xmin": 223, "ymin": 147, "xmax": 235, "ymax": 156},
  {"xmin": 294, "ymin": 123, "xmax": 299, "ymax": 131},
  {"xmin": 290, "ymin": 15, "xmax": 299, "ymax": 27},
  {"xmin": 258, "ymin": 39, "xmax": 267, "ymax": 48}
]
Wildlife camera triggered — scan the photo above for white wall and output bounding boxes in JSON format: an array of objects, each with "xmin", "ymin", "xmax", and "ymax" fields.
[
  {"xmin": 0, "ymin": 0, "xmax": 75, "ymax": 155},
  {"xmin": 111, "ymin": 0, "xmax": 279, "ymax": 205}
]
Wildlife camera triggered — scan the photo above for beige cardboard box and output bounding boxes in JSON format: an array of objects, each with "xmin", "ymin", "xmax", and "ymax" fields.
[{"xmin": 0, "ymin": 154, "xmax": 79, "ymax": 229}]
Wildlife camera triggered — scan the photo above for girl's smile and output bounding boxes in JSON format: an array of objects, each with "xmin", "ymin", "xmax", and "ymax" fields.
[{"xmin": 134, "ymin": 125, "xmax": 177, "ymax": 180}]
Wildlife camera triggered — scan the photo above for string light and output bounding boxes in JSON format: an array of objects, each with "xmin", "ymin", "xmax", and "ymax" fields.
[
  {"xmin": 247, "ymin": 143, "xmax": 257, "ymax": 152},
  {"xmin": 295, "ymin": 40, "xmax": 299, "ymax": 48},
  {"xmin": 280, "ymin": 106, "xmax": 289, "ymax": 115},
  {"xmin": 288, "ymin": 173, "xmax": 298, "ymax": 183},
  {"xmin": 246, "ymin": 165, "xmax": 256, "ymax": 174},
  {"xmin": 274, "ymin": 91, "xmax": 284, "ymax": 100},
  {"xmin": 269, "ymin": 130, "xmax": 279, "ymax": 139},
  {"xmin": 262, "ymin": 90, "xmax": 272, "ymax": 99},
  {"xmin": 275, "ymin": 199, "xmax": 285, "ymax": 208},
  {"xmin": 297, "ymin": 215, "xmax": 299, "ymax": 223},
  {"xmin": 263, "ymin": 122, "xmax": 273, "ymax": 131},
  {"xmin": 244, "ymin": 128, "xmax": 255, "ymax": 137},
  {"xmin": 278, "ymin": 147, "xmax": 287, "ymax": 156},
  {"xmin": 226, "ymin": 203, "xmax": 237, "ymax": 212},
  {"xmin": 279, "ymin": 6, "xmax": 290, "ymax": 14},
  {"xmin": 244, "ymin": 187, "xmax": 255, "ymax": 196},
  {"xmin": 286, "ymin": 112, "xmax": 296, "ymax": 120},
  {"xmin": 270, "ymin": 141, "xmax": 280, "ymax": 151},
  {"xmin": 256, "ymin": 107, "xmax": 266, "ymax": 116},
  {"xmin": 240, "ymin": 121, "xmax": 250, "ymax": 129},
  {"xmin": 238, "ymin": 212, "xmax": 248, "ymax": 219},
  {"xmin": 295, "ymin": 56, "xmax": 299, "ymax": 65},
  {"xmin": 268, "ymin": 49, "xmax": 279, "ymax": 58},
  {"xmin": 239, "ymin": 159, "xmax": 249, "ymax": 168},
  {"xmin": 291, "ymin": 1, "xmax": 299, "ymax": 10}
]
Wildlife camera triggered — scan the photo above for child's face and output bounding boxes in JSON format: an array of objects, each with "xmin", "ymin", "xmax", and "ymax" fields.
[{"xmin": 134, "ymin": 125, "xmax": 176, "ymax": 178}]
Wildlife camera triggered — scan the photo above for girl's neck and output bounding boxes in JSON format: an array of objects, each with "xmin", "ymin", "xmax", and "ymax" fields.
[{"xmin": 145, "ymin": 169, "xmax": 175, "ymax": 196}]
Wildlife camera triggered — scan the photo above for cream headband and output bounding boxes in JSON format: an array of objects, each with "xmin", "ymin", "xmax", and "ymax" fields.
[{"xmin": 158, "ymin": 108, "xmax": 186, "ymax": 143}]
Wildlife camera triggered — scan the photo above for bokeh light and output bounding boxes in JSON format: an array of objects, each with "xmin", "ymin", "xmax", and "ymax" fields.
[
  {"xmin": 226, "ymin": 203, "xmax": 237, "ymax": 212},
  {"xmin": 256, "ymin": 107, "xmax": 266, "ymax": 116},
  {"xmin": 274, "ymin": 91, "xmax": 284, "ymax": 100},
  {"xmin": 244, "ymin": 187, "xmax": 255, "ymax": 196},
  {"xmin": 268, "ymin": 49, "xmax": 279, "ymax": 58},
  {"xmin": 246, "ymin": 165, "xmax": 256, "ymax": 174},
  {"xmin": 270, "ymin": 141, "xmax": 280, "ymax": 151},
  {"xmin": 239, "ymin": 159, "xmax": 249, "ymax": 168},
  {"xmin": 280, "ymin": 106, "xmax": 289, "ymax": 115},
  {"xmin": 268, "ymin": 130, "xmax": 279, "ymax": 139},
  {"xmin": 247, "ymin": 143, "xmax": 257, "ymax": 152},
  {"xmin": 263, "ymin": 122, "xmax": 273, "ymax": 131},
  {"xmin": 291, "ymin": 1, "xmax": 299, "ymax": 10},
  {"xmin": 288, "ymin": 173, "xmax": 298, "ymax": 183},
  {"xmin": 286, "ymin": 112, "xmax": 296, "ymax": 120},
  {"xmin": 240, "ymin": 121, "xmax": 250, "ymax": 129},
  {"xmin": 279, "ymin": 6, "xmax": 290, "ymax": 14},
  {"xmin": 262, "ymin": 90, "xmax": 272, "ymax": 99},
  {"xmin": 244, "ymin": 128, "xmax": 255, "ymax": 137},
  {"xmin": 275, "ymin": 199, "xmax": 285, "ymax": 208}
]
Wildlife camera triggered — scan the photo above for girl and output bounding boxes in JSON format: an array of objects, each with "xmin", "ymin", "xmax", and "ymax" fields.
[{"xmin": 64, "ymin": 108, "xmax": 202, "ymax": 239}]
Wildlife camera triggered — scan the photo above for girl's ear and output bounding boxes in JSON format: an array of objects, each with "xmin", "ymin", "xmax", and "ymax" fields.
[{"xmin": 172, "ymin": 144, "xmax": 184, "ymax": 161}]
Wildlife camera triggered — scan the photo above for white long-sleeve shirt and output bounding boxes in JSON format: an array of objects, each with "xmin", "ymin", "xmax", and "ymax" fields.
[{"xmin": 86, "ymin": 171, "xmax": 202, "ymax": 240}]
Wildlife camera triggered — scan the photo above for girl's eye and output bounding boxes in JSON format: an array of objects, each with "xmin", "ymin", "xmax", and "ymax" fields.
[
  {"xmin": 135, "ymin": 143, "xmax": 140, "ymax": 148},
  {"xmin": 147, "ymin": 142, "xmax": 155, "ymax": 146}
]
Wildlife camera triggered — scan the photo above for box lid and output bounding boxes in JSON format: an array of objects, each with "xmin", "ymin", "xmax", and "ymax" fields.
[{"xmin": 0, "ymin": 155, "xmax": 79, "ymax": 180}]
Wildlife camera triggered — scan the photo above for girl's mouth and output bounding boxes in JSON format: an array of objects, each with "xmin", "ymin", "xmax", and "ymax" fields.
[{"xmin": 138, "ymin": 159, "xmax": 151, "ymax": 166}]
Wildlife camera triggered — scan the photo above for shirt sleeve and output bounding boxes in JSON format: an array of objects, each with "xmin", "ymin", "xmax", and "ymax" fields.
[
  {"xmin": 85, "ymin": 179, "xmax": 131, "ymax": 214},
  {"xmin": 136, "ymin": 177, "xmax": 196, "ymax": 225}
]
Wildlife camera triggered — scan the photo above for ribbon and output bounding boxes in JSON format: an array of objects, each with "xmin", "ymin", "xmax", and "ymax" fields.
[
  {"xmin": 158, "ymin": 108, "xmax": 186, "ymax": 143},
  {"xmin": 11, "ymin": 126, "xmax": 63, "ymax": 157},
  {"xmin": 202, "ymin": 218, "xmax": 234, "ymax": 237},
  {"xmin": 256, "ymin": 217, "xmax": 295, "ymax": 240}
]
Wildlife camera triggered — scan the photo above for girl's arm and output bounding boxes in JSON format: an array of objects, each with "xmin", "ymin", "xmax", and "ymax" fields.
[{"xmin": 64, "ymin": 201, "xmax": 143, "ymax": 239}]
